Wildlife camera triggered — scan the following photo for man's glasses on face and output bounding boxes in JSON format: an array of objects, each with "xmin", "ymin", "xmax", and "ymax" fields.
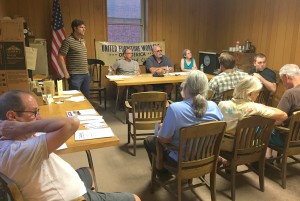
[
  {"xmin": 156, "ymin": 50, "xmax": 162, "ymax": 52},
  {"xmin": 14, "ymin": 109, "xmax": 40, "ymax": 117}
]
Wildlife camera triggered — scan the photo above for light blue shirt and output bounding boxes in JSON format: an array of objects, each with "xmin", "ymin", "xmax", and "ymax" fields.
[{"xmin": 158, "ymin": 98, "xmax": 224, "ymax": 161}]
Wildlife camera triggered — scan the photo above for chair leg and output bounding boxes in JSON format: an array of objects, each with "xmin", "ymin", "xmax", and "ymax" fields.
[
  {"xmin": 259, "ymin": 159, "xmax": 265, "ymax": 191},
  {"xmin": 132, "ymin": 129, "xmax": 136, "ymax": 156},
  {"xmin": 127, "ymin": 124, "xmax": 131, "ymax": 144},
  {"xmin": 210, "ymin": 171, "xmax": 217, "ymax": 201},
  {"xmin": 177, "ymin": 178, "xmax": 182, "ymax": 201},
  {"xmin": 281, "ymin": 154, "xmax": 287, "ymax": 189},
  {"xmin": 151, "ymin": 156, "xmax": 157, "ymax": 193},
  {"xmin": 231, "ymin": 165, "xmax": 237, "ymax": 201},
  {"xmin": 103, "ymin": 89, "xmax": 106, "ymax": 110}
]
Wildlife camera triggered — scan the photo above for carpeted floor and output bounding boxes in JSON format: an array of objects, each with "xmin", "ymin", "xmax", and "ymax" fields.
[{"xmin": 59, "ymin": 100, "xmax": 300, "ymax": 201}]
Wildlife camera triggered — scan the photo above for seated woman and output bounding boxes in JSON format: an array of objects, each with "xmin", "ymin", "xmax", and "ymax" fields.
[
  {"xmin": 218, "ymin": 75, "xmax": 287, "ymax": 158},
  {"xmin": 144, "ymin": 70, "xmax": 223, "ymax": 168},
  {"xmin": 180, "ymin": 49, "xmax": 197, "ymax": 72}
]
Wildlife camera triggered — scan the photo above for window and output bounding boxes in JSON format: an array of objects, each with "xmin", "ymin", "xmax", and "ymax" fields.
[{"xmin": 107, "ymin": 0, "xmax": 144, "ymax": 43}]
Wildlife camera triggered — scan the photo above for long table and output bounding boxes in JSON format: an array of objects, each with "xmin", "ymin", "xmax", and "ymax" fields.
[
  {"xmin": 107, "ymin": 73, "xmax": 214, "ymax": 113},
  {"xmin": 39, "ymin": 93, "xmax": 119, "ymax": 190}
]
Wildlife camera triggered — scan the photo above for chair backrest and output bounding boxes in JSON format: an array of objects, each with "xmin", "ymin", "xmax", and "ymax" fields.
[
  {"xmin": 255, "ymin": 87, "xmax": 272, "ymax": 106},
  {"xmin": 222, "ymin": 89, "xmax": 234, "ymax": 101},
  {"xmin": 0, "ymin": 172, "xmax": 24, "ymax": 201},
  {"xmin": 232, "ymin": 116, "xmax": 275, "ymax": 162},
  {"xmin": 131, "ymin": 92, "xmax": 167, "ymax": 130},
  {"xmin": 207, "ymin": 90, "xmax": 214, "ymax": 100},
  {"xmin": 178, "ymin": 121, "xmax": 226, "ymax": 179},
  {"xmin": 286, "ymin": 111, "xmax": 300, "ymax": 148},
  {"xmin": 87, "ymin": 59, "xmax": 105, "ymax": 86}
]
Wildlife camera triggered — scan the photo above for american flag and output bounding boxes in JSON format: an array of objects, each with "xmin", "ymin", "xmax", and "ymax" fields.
[{"xmin": 51, "ymin": 0, "xmax": 65, "ymax": 78}]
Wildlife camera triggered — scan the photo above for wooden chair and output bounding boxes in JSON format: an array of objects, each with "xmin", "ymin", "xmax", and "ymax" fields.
[
  {"xmin": 0, "ymin": 172, "xmax": 24, "ymax": 201},
  {"xmin": 0, "ymin": 172, "xmax": 86, "ymax": 201},
  {"xmin": 222, "ymin": 89, "xmax": 234, "ymax": 101},
  {"xmin": 255, "ymin": 87, "xmax": 273, "ymax": 106},
  {"xmin": 266, "ymin": 111, "xmax": 300, "ymax": 189},
  {"xmin": 217, "ymin": 116, "xmax": 275, "ymax": 201},
  {"xmin": 207, "ymin": 90, "xmax": 214, "ymax": 100},
  {"xmin": 151, "ymin": 121, "xmax": 226, "ymax": 201},
  {"xmin": 88, "ymin": 59, "xmax": 106, "ymax": 109},
  {"xmin": 125, "ymin": 92, "xmax": 168, "ymax": 156}
]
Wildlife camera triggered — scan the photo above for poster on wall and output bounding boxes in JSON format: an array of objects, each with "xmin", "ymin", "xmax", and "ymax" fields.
[{"xmin": 95, "ymin": 41, "xmax": 165, "ymax": 66}]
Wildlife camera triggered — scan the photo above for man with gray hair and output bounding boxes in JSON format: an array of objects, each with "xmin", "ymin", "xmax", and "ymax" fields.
[
  {"xmin": 268, "ymin": 64, "xmax": 300, "ymax": 150},
  {"xmin": 145, "ymin": 45, "xmax": 174, "ymax": 97}
]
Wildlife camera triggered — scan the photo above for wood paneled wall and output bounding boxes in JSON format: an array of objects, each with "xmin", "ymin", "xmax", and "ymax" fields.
[
  {"xmin": 2, "ymin": 0, "xmax": 300, "ymax": 102},
  {"xmin": 2, "ymin": 0, "xmax": 107, "ymax": 76},
  {"xmin": 147, "ymin": 0, "xmax": 217, "ymax": 66},
  {"xmin": 214, "ymin": 0, "xmax": 300, "ymax": 105},
  {"xmin": 215, "ymin": 0, "xmax": 300, "ymax": 72}
]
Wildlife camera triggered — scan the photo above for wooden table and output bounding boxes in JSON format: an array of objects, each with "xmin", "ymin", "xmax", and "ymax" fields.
[
  {"xmin": 107, "ymin": 73, "xmax": 214, "ymax": 113},
  {"xmin": 39, "ymin": 93, "xmax": 119, "ymax": 190}
]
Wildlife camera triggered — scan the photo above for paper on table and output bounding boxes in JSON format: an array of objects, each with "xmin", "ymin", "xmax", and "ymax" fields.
[
  {"xmin": 35, "ymin": 132, "xmax": 68, "ymax": 150},
  {"xmin": 65, "ymin": 96, "xmax": 85, "ymax": 102},
  {"xmin": 106, "ymin": 75, "xmax": 133, "ymax": 80},
  {"xmin": 57, "ymin": 143, "xmax": 68, "ymax": 150},
  {"xmin": 63, "ymin": 90, "xmax": 81, "ymax": 95},
  {"xmin": 66, "ymin": 109, "xmax": 98, "ymax": 117},
  {"xmin": 75, "ymin": 128, "xmax": 114, "ymax": 141}
]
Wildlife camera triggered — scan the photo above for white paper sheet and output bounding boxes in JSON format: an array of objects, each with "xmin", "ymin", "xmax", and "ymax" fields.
[
  {"xmin": 65, "ymin": 96, "xmax": 85, "ymax": 102},
  {"xmin": 63, "ymin": 90, "xmax": 81, "ymax": 95},
  {"xmin": 75, "ymin": 128, "xmax": 114, "ymax": 141}
]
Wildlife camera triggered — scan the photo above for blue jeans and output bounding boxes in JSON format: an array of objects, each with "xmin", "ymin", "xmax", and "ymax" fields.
[{"xmin": 68, "ymin": 74, "xmax": 90, "ymax": 98}]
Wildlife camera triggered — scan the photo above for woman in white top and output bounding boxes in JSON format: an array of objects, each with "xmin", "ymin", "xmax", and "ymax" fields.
[{"xmin": 218, "ymin": 75, "xmax": 287, "ymax": 158}]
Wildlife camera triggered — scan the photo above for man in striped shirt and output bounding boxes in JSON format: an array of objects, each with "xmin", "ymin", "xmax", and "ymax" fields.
[{"xmin": 58, "ymin": 19, "xmax": 90, "ymax": 98}]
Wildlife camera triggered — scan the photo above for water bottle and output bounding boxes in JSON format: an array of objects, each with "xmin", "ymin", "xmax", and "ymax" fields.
[
  {"xmin": 165, "ymin": 66, "xmax": 169, "ymax": 76},
  {"xmin": 108, "ymin": 66, "xmax": 113, "ymax": 75},
  {"xmin": 200, "ymin": 64, "xmax": 204, "ymax": 72},
  {"xmin": 134, "ymin": 64, "xmax": 139, "ymax": 75}
]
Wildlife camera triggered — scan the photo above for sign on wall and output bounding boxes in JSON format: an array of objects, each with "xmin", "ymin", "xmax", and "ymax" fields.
[{"xmin": 95, "ymin": 41, "xmax": 165, "ymax": 66}]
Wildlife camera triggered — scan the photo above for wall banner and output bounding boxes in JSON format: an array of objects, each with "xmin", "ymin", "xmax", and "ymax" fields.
[{"xmin": 95, "ymin": 41, "xmax": 165, "ymax": 66}]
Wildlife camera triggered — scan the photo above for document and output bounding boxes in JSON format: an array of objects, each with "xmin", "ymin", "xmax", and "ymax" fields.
[
  {"xmin": 75, "ymin": 128, "xmax": 114, "ymax": 141},
  {"xmin": 63, "ymin": 90, "xmax": 81, "ymax": 95}
]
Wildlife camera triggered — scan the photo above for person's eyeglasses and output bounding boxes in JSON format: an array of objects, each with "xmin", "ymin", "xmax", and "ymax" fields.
[
  {"xmin": 156, "ymin": 50, "xmax": 162, "ymax": 52},
  {"xmin": 14, "ymin": 109, "xmax": 40, "ymax": 117}
]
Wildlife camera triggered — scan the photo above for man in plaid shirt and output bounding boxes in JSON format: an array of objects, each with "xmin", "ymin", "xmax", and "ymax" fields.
[{"xmin": 209, "ymin": 53, "xmax": 248, "ymax": 103}]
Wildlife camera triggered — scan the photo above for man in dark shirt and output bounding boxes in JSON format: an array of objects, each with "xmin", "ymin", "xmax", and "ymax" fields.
[
  {"xmin": 253, "ymin": 53, "xmax": 277, "ymax": 93},
  {"xmin": 145, "ymin": 45, "xmax": 174, "ymax": 97}
]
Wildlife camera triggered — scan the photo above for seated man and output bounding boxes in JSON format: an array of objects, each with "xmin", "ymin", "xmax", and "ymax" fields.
[
  {"xmin": 144, "ymin": 45, "xmax": 174, "ymax": 98},
  {"xmin": 253, "ymin": 53, "xmax": 277, "ymax": 93},
  {"xmin": 144, "ymin": 70, "xmax": 223, "ymax": 167},
  {"xmin": 268, "ymin": 64, "xmax": 300, "ymax": 153},
  {"xmin": 112, "ymin": 48, "xmax": 144, "ymax": 110},
  {"xmin": 209, "ymin": 52, "xmax": 248, "ymax": 103},
  {"xmin": 0, "ymin": 90, "xmax": 141, "ymax": 201}
]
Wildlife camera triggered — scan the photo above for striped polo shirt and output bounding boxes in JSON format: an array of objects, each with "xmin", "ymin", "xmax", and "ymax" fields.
[{"xmin": 59, "ymin": 34, "xmax": 88, "ymax": 74}]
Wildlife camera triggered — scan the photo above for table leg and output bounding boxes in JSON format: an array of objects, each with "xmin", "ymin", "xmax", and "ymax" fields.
[
  {"xmin": 114, "ymin": 86, "xmax": 120, "ymax": 114},
  {"xmin": 85, "ymin": 150, "xmax": 98, "ymax": 191}
]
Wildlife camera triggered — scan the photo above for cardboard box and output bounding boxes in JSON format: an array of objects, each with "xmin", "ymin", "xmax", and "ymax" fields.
[
  {"xmin": 0, "ymin": 70, "xmax": 29, "ymax": 95},
  {"xmin": 0, "ymin": 19, "xmax": 24, "ymax": 42},
  {"xmin": 0, "ymin": 41, "xmax": 29, "ymax": 95}
]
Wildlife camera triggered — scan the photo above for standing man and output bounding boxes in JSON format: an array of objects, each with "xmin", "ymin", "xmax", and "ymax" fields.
[
  {"xmin": 112, "ymin": 48, "xmax": 144, "ymax": 110},
  {"xmin": 209, "ymin": 52, "xmax": 248, "ymax": 103},
  {"xmin": 145, "ymin": 45, "xmax": 174, "ymax": 97},
  {"xmin": 58, "ymin": 19, "xmax": 90, "ymax": 98},
  {"xmin": 253, "ymin": 53, "xmax": 277, "ymax": 93}
]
